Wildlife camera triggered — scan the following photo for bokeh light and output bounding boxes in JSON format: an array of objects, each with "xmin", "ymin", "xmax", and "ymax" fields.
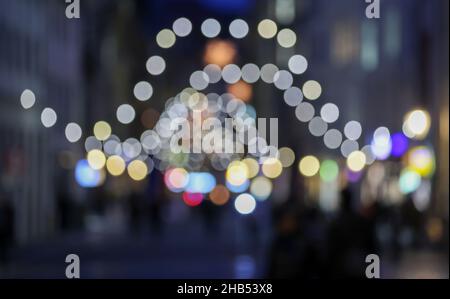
[
  {"xmin": 413, "ymin": 180, "xmax": 431, "ymax": 212},
  {"xmin": 226, "ymin": 179, "xmax": 250, "ymax": 193},
  {"xmin": 319, "ymin": 160, "xmax": 339, "ymax": 182},
  {"xmin": 186, "ymin": 172, "xmax": 216, "ymax": 193},
  {"xmin": 209, "ymin": 185, "xmax": 230, "ymax": 206},
  {"xmin": 288, "ymin": 55, "xmax": 308, "ymax": 75},
  {"xmin": 116, "ymin": 104, "xmax": 136, "ymax": 125},
  {"xmin": 190, "ymin": 71, "xmax": 210, "ymax": 90},
  {"xmin": 302, "ymin": 80, "xmax": 322, "ymax": 100},
  {"xmin": 229, "ymin": 19, "xmax": 249, "ymax": 39},
  {"xmin": 227, "ymin": 81, "xmax": 253, "ymax": 102},
  {"xmin": 295, "ymin": 102, "xmax": 315, "ymax": 122},
  {"xmin": 106, "ymin": 155, "xmax": 126, "ymax": 176},
  {"xmin": 222, "ymin": 64, "xmax": 241, "ymax": 84},
  {"xmin": 284, "ymin": 87, "xmax": 303, "ymax": 107},
  {"xmin": 87, "ymin": 149, "xmax": 106, "ymax": 170},
  {"xmin": 260, "ymin": 63, "xmax": 279, "ymax": 83},
  {"xmin": 361, "ymin": 145, "xmax": 376, "ymax": 165},
  {"xmin": 346, "ymin": 169, "xmax": 363, "ymax": 183},
  {"xmin": 324, "ymin": 129, "xmax": 343, "ymax": 149},
  {"xmin": 172, "ymin": 17, "xmax": 192, "ymax": 37},
  {"xmin": 257, "ymin": 19, "xmax": 278, "ymax": 39},
  {"xmin": 250, "ymin": 176, "xmax": 273, "ymax": 201},
  {"xmin": 344, "ymin": 121, "xmax": 362, "ymax": 141},
  {"xmin": 277, "ymin": 28, "xmax": 297, "ymax": 48},
  {"xmin": 226, "ymin": 161, "xmax": 249, "ymax": 186},
  {"xmin": 41, "ymin": 108, "xmax": 57, "ymax": 128},
  {"xmin": 146, "ymin": 55, "xmax": 166, "ymax": 75},
  {"xmin": 262, "ymin": 158, "xmax": 283, "ymax": 179},
  {"xmin": 278, "ymin": 147, "xmax": 295, "ymax": 168},
  {"xmin": 20, "ymin": 89, "xmax": 36, "ymax": 109},
  {"xmin": 93, "ymin": 121, "xmax": 112, "ymax": 141},
  {"xmin": 404, "ymin": 109, "xmax": 431, "ymax": 139},
  {"xmin": 65, "ymin": 123, "xmax": 82, "ymax": 143},
  {"xmin": 134, "ymin": 81, "xmax": 153, "ymax": 101},
  {"xmin": 201, "ymin": 18, "xmax": 221, "ymax": 38},
  {"xmin": 399, "ymin": 168, "xmax": 422, "ymax": 194},
  {"xmin": 156, "ymin": 29, "xmax": 176, "ymax": 48},
  {"xmin": 234, "ymin": 193, "xmax": 256, "ymax": 215},
  {"xmin": 273, "ymin": 70, "xmax": 293, "ymax": 90},
  {"xmin": 390, "ymin": 132, "xmax": 409, "ymax": 157},
  {"xmin": 165, "ymin": 168, "xmax": 189, "ymax": 192},
  {"xmin": 242, "ymin": 158, "xmax": 259, "ymax": 178},
  {"xmin": 203, "ymin": 40, "xmax": 237, "ymax": 67},
  {"xmin": 75, "ymin": 159, "xmax": 105, "ymax": 188},
  {"xmin": 308, "ymin": 117, "xmax": 328, "ymax": 137},
  {"xmin": 320, "ymin": 103, "xmax": 339, "ymax": 123},
  {"xmin": 346, "ymin": 151, "xmax": 366, "ymax": 172},
  {"xmin": 85, "ymin": 136, "xmax": 102, "ymax": 152},
  {"xmin": 371, "ymin": 127, "xmax": 392, "ymax": 160},
  {"xmin": 183, "ymin": 192, "xmax": 204, "ymax": 207},
  {"xmin": 299, "ymin": 156, "xmax": 320, "ymax": 177},
  {"xmin": 241, "ymin": 63, "xmax": 260, "ymax": 83},
  {"xmin": 407, "ymin": 146, "xmax": 435, "ymax": 177},
  {"xmin": 127, "ymin": 160, "xmax": 148, "ymax": 181}
]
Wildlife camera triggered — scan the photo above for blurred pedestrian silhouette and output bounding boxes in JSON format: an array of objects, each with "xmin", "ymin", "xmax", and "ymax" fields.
[{"xmin": 326, "ymin": 187, "xmax": 377, "ymax": 278}]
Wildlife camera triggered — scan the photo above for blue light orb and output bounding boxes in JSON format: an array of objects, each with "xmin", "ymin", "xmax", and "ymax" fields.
[
  {"xmin": 185, "ymin": 172, "xmax": 216, "ymax": 193},
  {"xmin": 391, "ymin": 133, "xmax": 409, "ymax": 158},
  {"xmin": 75, "ymin": 159, "xmax": 104, "ymax": 188},
  {"xmin": 226, "ymin": 179, "xmax": 250, "ymax": 193}
]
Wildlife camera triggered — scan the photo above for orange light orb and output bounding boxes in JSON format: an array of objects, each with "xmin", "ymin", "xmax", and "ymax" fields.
[
  {"xmin": 203, "ymin": 39, "xmax": 237, "ymax": 67},
  {"xmin": 209, "ymin": 185, "xmax": 230, "ymax": 206},
  {"xmin": 227, "ymin": 81, "xmax": 253, "ymax": 102}
]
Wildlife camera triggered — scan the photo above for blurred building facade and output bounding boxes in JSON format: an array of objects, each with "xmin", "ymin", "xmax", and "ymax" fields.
[
  {"xmin": 0, "ymin": 0, "xmax": 85, "ymax": 243},
  {"xmin": 265, "ymin": 0, "xmax": 449, "ymax": 225}
]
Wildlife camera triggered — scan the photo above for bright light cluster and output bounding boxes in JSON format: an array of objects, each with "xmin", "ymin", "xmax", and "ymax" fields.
[{"xmin": 18, "ymin": 17, "xmax": 434, "ymax": 214}]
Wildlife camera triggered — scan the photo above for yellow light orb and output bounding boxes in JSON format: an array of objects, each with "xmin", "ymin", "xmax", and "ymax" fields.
[
  {"xmin": 257, "ymin": 19, "xmax": 278, "ymax": 39},
  {"xmin": 156, "ymin": 29, "xmax": 176, "ymax": 49},
  {"xmin": 279, "ymin": 147, "xmax": 296, "ymax": 168},
  {"xmin": 127, "ymin": 160, "xmax": 148, "ymax": 181},
  {"xmin": 277, "ymin": 28, "xmax": 297, "ymax": 48},
  {"xmin": 250, "ymin": 176, "xmax": 273, "ymax": 201},
  {"xmin": 262, "ymin": 158, "xmax": 283, "ymax": 179},
  {"xmin": 299, "ymin": 155, "xmax": 320, "ymax": 177},
  {"xmin": 87, "ymin": 149, "xmax": 106, "ymax": 170},
  {"xmin": 106, "ymin": 155, "xmax": 126, "ymax": 176},
  {"xmin": 93, "ymin": 121, "xmax": 111, "ymax": 141},
  {"xmin": 404, "ymin": 109, "xmax": 431, "ymax": 139},
  {"xmin": 242, "ymin": 158, "xmax": 259, "ymax": 178},
  {"xmin": 302, "ymin": 80, "xmax": 322, "ymax": 100},
  {"xmin": 226, "ymin": 161, "xmax": 249, "ymax": 186},
  {"xmin": 347, "ymin": 151, "xmax": 366, "ymax": 172},
  {"xmin": 407, "ymin": 146, "xmax": 435, "ymax": 177}
]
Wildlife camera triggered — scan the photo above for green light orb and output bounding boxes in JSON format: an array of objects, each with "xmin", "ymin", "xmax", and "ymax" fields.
[{"xmin": 320, "ymin": 160, "xmax": 339, "ymax": 182}]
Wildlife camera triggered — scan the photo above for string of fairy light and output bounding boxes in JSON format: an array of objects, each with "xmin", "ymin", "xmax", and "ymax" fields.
[{"xmin": 19, "ymin": 17, "xmax": 435, "ymax": 214}]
